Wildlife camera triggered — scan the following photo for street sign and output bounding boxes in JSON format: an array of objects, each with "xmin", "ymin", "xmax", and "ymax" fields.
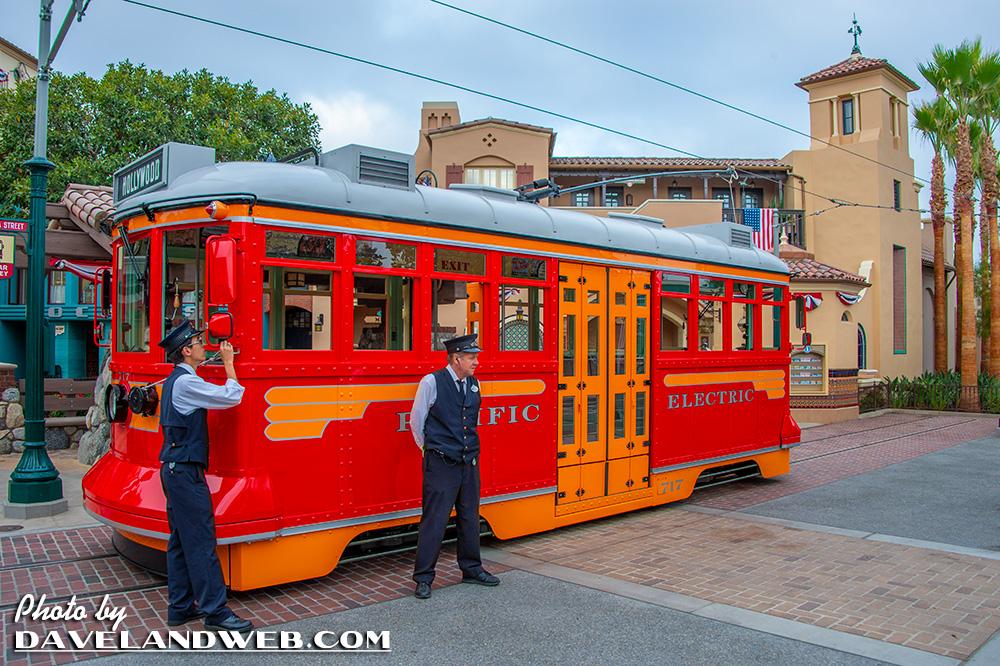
[
  {"xmin": 0, "ymin": 233, "xmax": 14, "ymax": 279},
  {"xmin": 1, "ymin": 218, "xmax": 29, "ymax": 232}
]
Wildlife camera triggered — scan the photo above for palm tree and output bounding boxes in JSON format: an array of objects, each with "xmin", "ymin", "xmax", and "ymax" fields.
[
  {"xmin": 914, "ymin": 100, "xmax": 948, "ymax": 370},
  {"xmin": 972, "ymin": 50, "xmax": 1000, "ymax": 376},
  {"xmin": 919, "ymin": 39, "xmax": 994, "ymax": 409},
  {"xmin": 913, "ymin": 98, "xmax": 953, "ymax": 373}
]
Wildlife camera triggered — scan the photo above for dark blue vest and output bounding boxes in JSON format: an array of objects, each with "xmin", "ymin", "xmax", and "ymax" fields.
[
  {"xmin": 424, "ymin": 368, "xmax": 481, "ymax": 463},
  {"xmin": 159, "ymin": 365, "xmax": 211, "ymax": 466}
]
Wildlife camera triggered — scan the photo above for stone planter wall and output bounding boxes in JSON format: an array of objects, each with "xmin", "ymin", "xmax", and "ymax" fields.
[{"xmin": 0, "ymin": 362, "xmax": 104, "ymax": 459}]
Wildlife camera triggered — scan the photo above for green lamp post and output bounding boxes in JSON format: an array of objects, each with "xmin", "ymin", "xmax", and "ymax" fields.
[{"xmin": 5, "ymin": 0, "xmax": 89, "ymax": 519}]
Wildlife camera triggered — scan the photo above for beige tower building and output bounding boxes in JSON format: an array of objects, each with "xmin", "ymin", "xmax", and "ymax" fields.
[{"xmin": 784, "ymin": 53, "xmax": 924, "ymax": 384}]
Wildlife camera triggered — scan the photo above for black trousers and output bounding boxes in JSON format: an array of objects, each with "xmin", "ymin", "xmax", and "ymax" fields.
[
  {"xmin": 159, "ymin": 462, "xmax": 231, "ymax": 623},
  {"xmin": 413, "ymin": 451, "xmax": 484, "ymax": 583}
]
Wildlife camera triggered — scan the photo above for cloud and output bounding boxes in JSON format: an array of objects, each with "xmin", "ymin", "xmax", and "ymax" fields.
[{"xmin": 304, "ymin": 91, "xmax": 415, "ymax": 154}]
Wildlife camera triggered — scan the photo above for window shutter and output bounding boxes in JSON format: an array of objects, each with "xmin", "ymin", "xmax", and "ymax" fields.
[
  {"xmin": 516, "ymin": 164, "xmax": 534, "ymax": 188},
  {"xmin": 446, "ymin": 164, "xmax": 464, "ymax": 188}
]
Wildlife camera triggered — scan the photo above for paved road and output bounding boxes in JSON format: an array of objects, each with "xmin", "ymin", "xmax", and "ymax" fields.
[{"xmin": 741, "ymin": 435, "xmax": 1000, "ymax": 551}]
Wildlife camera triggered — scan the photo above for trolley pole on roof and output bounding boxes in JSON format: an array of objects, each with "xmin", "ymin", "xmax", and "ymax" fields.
[{"xmin": 5, "ymin": 0, "xmax": 89, "ymax": 518}]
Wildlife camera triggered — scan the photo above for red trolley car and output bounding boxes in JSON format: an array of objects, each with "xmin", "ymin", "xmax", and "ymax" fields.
[{"xmin": 83, "ymin": 142, "xmax": 800, "ymax": 590}]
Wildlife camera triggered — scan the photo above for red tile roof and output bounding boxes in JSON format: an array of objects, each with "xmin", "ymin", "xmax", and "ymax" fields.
[
  {"xmin": 785, "ymin": 257, "xmax": 868, "ymax": 285},
  {"xmin": 797, "ymin": 55, "xmax": 918, "ymax": 91},
  {"xmin": 61, "ymin": 184, "xmax": 114, "ymax": 233},
  {"xmin": 550, "ymin": 157, "xmax": 791, "ymax": 170}
]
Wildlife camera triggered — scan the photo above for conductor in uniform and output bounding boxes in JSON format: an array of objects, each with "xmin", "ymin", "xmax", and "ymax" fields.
[
  {"xmin": 157, "ymin": 320, "xmax": 253, "ymax": 633},
  {"xmin": 409, "ymin": 333, "xmax": 500, "ymax": 599}
]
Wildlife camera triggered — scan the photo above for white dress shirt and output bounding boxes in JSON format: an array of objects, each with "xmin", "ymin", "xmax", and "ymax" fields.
[
  {"xmin": 409, "ymin": 366, "xmax": 464, "ymax": 451},
  {"xmin": 171, "ymin": 363, "xmax": 245, "ymax": 416}
]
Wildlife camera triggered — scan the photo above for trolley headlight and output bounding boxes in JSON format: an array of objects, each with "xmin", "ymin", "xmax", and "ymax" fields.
[
  {"xmin": 206, "ymin": 200, "xmax": 230, "ymax": 221},
  {"xmin": 103, "ymin": 383, "xmax": 129, "ymax": 424},
  {"xmin": 127, "ymin": 385, "xmax": 159, "ymax": 416}
]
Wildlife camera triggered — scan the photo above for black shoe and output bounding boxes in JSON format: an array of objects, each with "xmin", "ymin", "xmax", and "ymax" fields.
[
  {"xmin": 166, "ymin": 608, "xmax": 207, "ymax": 627},
  {"xmin": 205, "ymin": 614, "xmax": 254, "ymax": 633},
  {"xmin": 415, "ymin": 581, "xmax": 432, "ymax": 599},
  {"xmin": 462, "ymin": 571, "xmax": 500, "ymax": 586}
]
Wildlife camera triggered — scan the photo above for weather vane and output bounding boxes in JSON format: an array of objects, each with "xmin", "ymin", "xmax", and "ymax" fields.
[{"xmin": 848, "ymin": 13, "xmax": 862, "ymax": 55}]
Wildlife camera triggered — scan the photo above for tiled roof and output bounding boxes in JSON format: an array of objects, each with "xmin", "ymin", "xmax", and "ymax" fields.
[
  {"xmin": 61, "ymin": 184, "xmax": 114, "ymax": 233},
  {"xmin": 921, "ymin": 245, "xmax": 954, "ymax": 271},
  {"xmin": 785, "ymin": 257, "xmax": 868, "ymax": 285},
  {"xmin": 550, "ymin": 157, "xmax": 791, "ymax": 170},
  {"xmin": 797, "ymin": 55, "xmax": 919, "ymax": 91},
  {"xmin": 427, "ymin": 116, "xmax": 553, "ymax": 136}
]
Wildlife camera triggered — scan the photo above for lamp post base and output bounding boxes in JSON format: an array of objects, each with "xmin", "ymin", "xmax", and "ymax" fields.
[{"xmin": 4, "ymin": 496, "xmax": 68, "ymax": 519}]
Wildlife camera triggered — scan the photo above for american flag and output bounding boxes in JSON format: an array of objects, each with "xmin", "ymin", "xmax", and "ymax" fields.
[{"xmin": 742, "ymin": 208, "xmax": 775, "ymax": 251}]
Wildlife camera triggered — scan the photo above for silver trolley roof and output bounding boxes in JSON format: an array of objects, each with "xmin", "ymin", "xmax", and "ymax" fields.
[{"xmin": 114, "ymin": 144, "xmax": 788, "ymax": 277}]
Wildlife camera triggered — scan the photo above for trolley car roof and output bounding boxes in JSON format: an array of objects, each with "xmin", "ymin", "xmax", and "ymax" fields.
[{"xmin": 116, "ymin": 161, "xmax": 788, "ymax": 276}]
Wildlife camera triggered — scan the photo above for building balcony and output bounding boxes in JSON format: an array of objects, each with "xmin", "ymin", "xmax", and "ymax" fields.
[{"xmin": 722, "ymin": 208, "xmax": 806, "ymax": 249}]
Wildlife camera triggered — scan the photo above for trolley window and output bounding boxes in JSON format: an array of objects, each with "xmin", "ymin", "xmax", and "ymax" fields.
[
  {"xmin": 661, "ymin": 273, "xmax": 691, "ymax": 294},
  {"xmin": 697, "ymin": 278, "xmax": 725, "ymax": 352},
  {"xmin": 432, "ymin": 279, "xmax": 484, "ymax": 351},
  {"xmin": 164, "ymin": 225, "xmax": 227, "ymax": 335},
  {"xmin": 499, "ymin": 285, "xmax": 544, "ymax": 351},
  {"xmin": 762, "ymin": 285, "xmax": 785, "ymax": 351},
  {"xmin": 356, "ymin": 239, "xmax": 416, "ymax": 270},
  {"xmin": 502, "ymin": 256, "xmax": 546, "ymax": 281},
  {"xmin": 265, "ymin": 230, "xmax": 337, "ymax": 262},
  {"xmin": 117, "ymin": 237, "xmax": 151, "ymax": 353},
  {"xmin": 353, "ymin": 274, "xmax": 412, "ymax": 350},
  {"xmin": 263, "ymin": 268, "xmax": 333, "ymax": 350},
  {"xmin": 660, "ymin": 294, "xmax": 689, "ymax": 351}
]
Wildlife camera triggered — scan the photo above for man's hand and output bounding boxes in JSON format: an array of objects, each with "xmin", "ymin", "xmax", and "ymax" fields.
[{"xmin": 220, "ymin": 340, "xmax": 237, "ymax": 381}]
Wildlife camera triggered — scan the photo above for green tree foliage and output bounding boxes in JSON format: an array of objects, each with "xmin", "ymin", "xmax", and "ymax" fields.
[{"xmin": 0, "ymin": 61, "xmax": 321, "ymax": 216}]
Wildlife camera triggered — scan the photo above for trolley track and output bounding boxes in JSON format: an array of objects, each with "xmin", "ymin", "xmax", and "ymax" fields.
[
  {"xmin": 792, "ymin": 417, "xmax": 976, "ymax": 464},
  {"xmin": 0, "ymin": 551, "xmax": 119, "ymax": 574}
]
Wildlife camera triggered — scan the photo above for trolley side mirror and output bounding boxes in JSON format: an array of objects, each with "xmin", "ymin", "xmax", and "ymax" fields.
[
  {"xmin": 794, "ymin": 296, "xmax": 806, "ymax": 329},
  {"xmin": 101, "ymin": 269, "xmax": 112, "ymax": 316},
  {"xmin": 207, "ymin": 311, "xmax": 234, "ymax": 341},
  {"xmin": 94, "ymin": 267, "xmax": 112, "ymax": 348},
  {"xmin": 206, "ymin": 235, "xmax": 237, "ymax": 306}
]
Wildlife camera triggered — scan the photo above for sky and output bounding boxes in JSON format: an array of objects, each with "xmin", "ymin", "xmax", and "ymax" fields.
[{"xmin": 3, "ymin": 0, "xmax": 999, "ymax": 215}]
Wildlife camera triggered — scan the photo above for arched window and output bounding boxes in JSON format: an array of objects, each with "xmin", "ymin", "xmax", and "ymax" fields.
[
  {"xmin": 858, "ymin": 324, "xmax": 867, "ymax": 370},
  {"xmin": 841, "ymin": 311, "xmax": 851, "ymax": 322}
]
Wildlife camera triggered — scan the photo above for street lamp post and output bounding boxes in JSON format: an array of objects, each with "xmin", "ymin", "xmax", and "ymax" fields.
[{"xmin": 4, "ymin": 0, "xmax": 88, "ymax": 519}]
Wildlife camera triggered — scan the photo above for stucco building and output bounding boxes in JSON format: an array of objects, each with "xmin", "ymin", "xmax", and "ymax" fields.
[{"xmin": 412, "ymin": 47, "xmax": 935, "ymax": 424}]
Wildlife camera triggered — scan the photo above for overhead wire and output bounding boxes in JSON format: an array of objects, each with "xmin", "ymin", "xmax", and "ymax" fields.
[
  {"xmin": 121, "ymin": 0, "xmax": 699, "ymax": 160},
  {"xmin": 119, "ymin": 0, "xmax": 921, "ymax": 217},
  {"xmin": 428, "ymin": 0, "xmax": 939, "ymax": 192}
]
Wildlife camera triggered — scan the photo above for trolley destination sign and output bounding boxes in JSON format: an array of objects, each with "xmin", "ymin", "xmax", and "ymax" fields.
[
  {"xmin": 114, "ymin": 147, "xmax": 164, "ymax": 202},
  {"xmin": 113, "ymin": 143, "xmax": 216, "ymax": 205}
]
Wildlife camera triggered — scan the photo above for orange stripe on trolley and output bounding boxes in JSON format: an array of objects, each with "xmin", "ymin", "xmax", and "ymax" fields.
[
  {"xmin": 263, "ymin": 379, "xmax": 546, "ymax": 441},
  {"xmin": 663, "ymin": 370, "xmax": 786, "ymax": 400}
]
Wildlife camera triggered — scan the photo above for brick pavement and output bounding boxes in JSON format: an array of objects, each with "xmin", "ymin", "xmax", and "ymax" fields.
[
  {"xmin": 1, "ymin": 526, "xmax": 509, "ymax": 666},
  {"xmin": 493, "ymin": 413, "xmax": 1000, "ymax": 661},
  {"xmin": 2, "ymin": 412, "xmax": 998, "ymax": 663}
]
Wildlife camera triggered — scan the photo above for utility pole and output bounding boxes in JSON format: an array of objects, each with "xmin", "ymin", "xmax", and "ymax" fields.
[{"xmin": 5, "ymin": 0, "xmax": 90, "ymax": 519}]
